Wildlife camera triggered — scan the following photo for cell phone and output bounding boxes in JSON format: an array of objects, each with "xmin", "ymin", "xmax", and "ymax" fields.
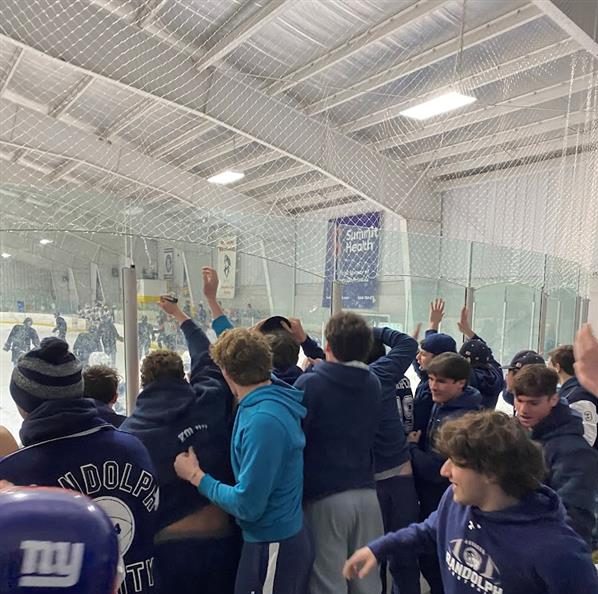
[{"xmin": 161, "ymin": 295, "xmax": 178, "ymax": 304}]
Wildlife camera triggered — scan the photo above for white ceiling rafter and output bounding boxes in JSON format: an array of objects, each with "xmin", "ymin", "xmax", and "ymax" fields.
[
  {"xmin": 182, "ymin": 136, "xmax": 254, "ymax": 170},
  {"xmin": 304, "ymin": 4, "xmax": 542, "ymax": 116},
  {"xmin": 260, "ymin": 178, "xmax": 340, "ymax": 202},
  {"xmin": 48, "ymin": 75, "xmax": 95, "ymax": 118},
  {"xmin": 341, "ymin": 37, "xmax": 580, "ymax": 134},
  {"xmin": 134, "ymin": 0, "xmax": 169, "ymax": 29},
  {"xmin": 235, "ymin": 163, "xmax": 312, "ymax": 193},
  {"xmin": 430, "ymin": 129, "xmax": 597, "ymax": 177},
  {"xmin": 406, "ymin": 109, "xmax": 595, "ymax": 166},
  {"xmin": 101, "ymin": 98, "xmax": 157, "ymax": 140},
  {"xmin": 273, "ymin": 186, "xmax": 359, "ymax": 207},
  {"xmin": 0, "ymin": 45, "xmax": 24, "ymax": 96},
  {"xmin": 148, "ymin": 121, "xmax": 218, "ymax": 158},
  {"xmin": 377, "ymin": 72, "xmax": 597, "ymax": 151},
  {"xmin": 195, "ymin": 0, "xmax": 294, "ymax": 71},
  {"xmin": 47, "ymin": 160, "xmax": 82, "ymax": 182},
  {"xmin": 267, "ymin": 0, "xmax": 450, "ymax": 96}
]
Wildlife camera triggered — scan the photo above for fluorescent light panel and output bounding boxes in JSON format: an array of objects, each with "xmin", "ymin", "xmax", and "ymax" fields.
[
  {"xmin": 207, "ymin": 170, "xmax": 245, "ymax": 185},
  {"xmin": 400, "ymin": 91, "xmax": 477, "ymax": 121},
  {"xmin": 1, "ymin": 253, "xmax": 11, "ymax": 259},
  {"xmin": 39, "ymin": 239, "xmax": 53, "ymax": 245}
]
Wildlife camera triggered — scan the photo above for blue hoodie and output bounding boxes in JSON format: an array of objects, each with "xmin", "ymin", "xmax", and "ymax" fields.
[
  {"xmin": 369, "ymin": 327, "xmax": 418, "ymax": 474},
  {"xmin": 198, "ymin": 381, "xmax": 306, "ymax": 543},
  {"xmin": 121, "ymin": 319, "xmax": 235, "ymax": 531},
  {"xmin": 295, "ymin": 360, "xmax": 382, "ymax": 502},
  {"xmin": 369, "ymin": 485, "xmax": 598, "ymax": 594},
  {"xmin": 411, "ymin": 387, "xmax": 482, "ymax": 516}
]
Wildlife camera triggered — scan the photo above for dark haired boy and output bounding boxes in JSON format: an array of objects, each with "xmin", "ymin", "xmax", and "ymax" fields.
[
  {"xmin": 513, "ymin": 364, "xmax": 598, "ymax": 546},
  {"xmin": 344, "ymin": 411, "xmax": 598, "ymax": 594},
  {"xmin": 294, "ymin": 311, "xmax": 383, "ymax": 594},
  {"xmin": 83, "ymin": 364, "xmax": 126, "ymax": 427},
  {"xmin": 548, "ymin": 345, "xmax": 598, "ymax": 448},
  {"xmin": 408, "ymin": 352, "xmax": 481, "ymax": 594}
]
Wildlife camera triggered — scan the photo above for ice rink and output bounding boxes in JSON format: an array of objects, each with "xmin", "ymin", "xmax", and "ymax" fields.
[{"xmin": 0, "ymin": 323, "xmax": 126, "ymax": 440}]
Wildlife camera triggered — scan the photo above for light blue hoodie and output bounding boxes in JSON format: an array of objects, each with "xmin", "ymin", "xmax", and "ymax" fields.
[{"xmin": 198, "ymin": 381, "xmax": 307, "ymax": 542}]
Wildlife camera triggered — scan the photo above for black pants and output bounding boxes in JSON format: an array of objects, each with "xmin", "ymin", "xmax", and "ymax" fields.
[
  {"xmin": 234, "ymin": 526, "xmax": 313, "ymax": 594},
  {"xmin": 376, "ymin": 475, "xmax": 421, "ymax": 594},
  {"xmin": 154, "ymin": 534, "xmax": 241, "ymax": 594}
]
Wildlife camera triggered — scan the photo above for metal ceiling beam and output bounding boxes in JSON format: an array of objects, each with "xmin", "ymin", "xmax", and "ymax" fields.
[
  {"xmin": 268, "ymin": 0, "xmax": 449, "ymax": 96},
  {"xmin": 341, "ymin": 38, "xmax": 580, "ymax": 134},
  {"xmin": 232, "ymin": 150, "xmax": 285, "ymax": 172},
  {"xmin": 0, "ymin": 46, "xmax": 24, "ymax": 96},
  {"xmin": 48, "ymin": 75, "xmax": 95, "ymax": 118},
  {"xmin": 272, "ymin": 186, "xmax": 359, "ymax": 208},
  {"xmin": 0, "ymin": 3, "xmax": 437, "ymax": 220},
  {"xmin": 102, "ymin": 98, "xmax": 157, "ymax": 139},
  {"xmin": 532, "ymin": 0, "xmax": 598, "ymax": 59},
  {"xmin": 260, "ymin": 178, "xmax": 340, "ymax": 201},
  {"xmin": 149, "ymin": 121, "xmax": 218, "ymax": 158},
  {"xmin": 304, "ymin": 4, "xmax": 542, "ymax": 116},
  {"xmin": 194, "ymin": 0, "xmax": 293, "ymax": 71},
  {"xmin": 235, "ymin": 163, "xmax": 312, "ymax": 193},
  {"xmin": 430, "ymin": 130, "xmax": 596, "ymax": 177},
  {"xmin": 48, "ymin": 160, "xmax": 82, "ymax": 182},
  {"xmin": 0, "ymin": 99, "xmax": 272, "ymax": 217},
  {"xmin": 377, "ymin": 72, "xmax": 597, "ymax": 150},
  {"xmin": 406, "ymin": 109, "xmax": 594, "ymax": 166},
  {"xmin": 183, "ymin": 137, "xmax": 254, "ymax": 170},
  {"xmin": 134, "ymin": 0, "xmax": 169, "ymax": 28}
]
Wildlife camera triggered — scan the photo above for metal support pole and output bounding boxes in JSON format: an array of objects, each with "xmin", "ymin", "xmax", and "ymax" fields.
[
  {"xmin": 580, "ymin": 297, "xmax": 590, "ymax": 325},
  {"xmin": 331, "ymin": 281, "xmax": 343, "ymax": 315},
  {"xmin": 122, "ymin": 265, "xmax": 139, "ymax": 415},
  {"xmin": 537, "ymin": 291, "xmax": 548, "ymax": 355}
]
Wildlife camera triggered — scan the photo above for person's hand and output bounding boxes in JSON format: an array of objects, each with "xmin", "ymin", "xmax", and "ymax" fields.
[
  {"xmin": 412, "ymin": 323, "xmax": 422, "ymax": 341},
  {"xmin": 281, "ymin": 318, "xmax": 307, "ymax": 344},
  {"xmin": 343, "ymin": 547, "xmax": 378, "ymax": 581},
  {"xmin": 202, "ymin": 267, "xmax": 219, "ymax": 301},
  {"xmin": 429, "ymin": 298, "xmax": 445, "ymax": 330},
  {"xmin": 0, "ymin": 480, "xmax": 15, "ymax": 491},
  {"xmin": 457, "ymin": 306, "xmax": 474, "ymax": 338},
  {"xmin": 159, "ymin": 296, "xmax": 182, "ymax": 317},
  {"xmin": 407, "ymin": 430, "xmax": 421, "ymax": 444},
  {"xmin": 174, "ymin": 447, "xmax": 205, "ymax": 487},
  {"xmin": 574, "ymin": 324, "xmax": 598, "ymax": 396}
]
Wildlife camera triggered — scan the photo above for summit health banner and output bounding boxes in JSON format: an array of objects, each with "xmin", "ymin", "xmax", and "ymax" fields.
[{"xmin": 322, "ymin": 211, "xmax": 381, "ymax": 310}]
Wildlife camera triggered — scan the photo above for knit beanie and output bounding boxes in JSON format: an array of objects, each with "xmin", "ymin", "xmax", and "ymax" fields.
[
  {"xmin": 10, "ymin": 337, "xmax": 84, "ymax": 413},
  {"xmin": 420, "ymin": 332, "xmax": 457, "ymax": 355}
]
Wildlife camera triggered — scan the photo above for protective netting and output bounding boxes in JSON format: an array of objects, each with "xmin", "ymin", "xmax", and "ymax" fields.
[{"xmin": 0, "ymin": 0, "xmax": 597, "ymax": 289}]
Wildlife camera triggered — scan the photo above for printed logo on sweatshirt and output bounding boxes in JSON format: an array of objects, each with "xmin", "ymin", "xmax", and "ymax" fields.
[
  {"xmin": 446, "ymin": 538, "xmax": 502, "ymax": 594},
  {"xmin": 19, "ymin": 540, "xmax": 84, "ymax": 588}
]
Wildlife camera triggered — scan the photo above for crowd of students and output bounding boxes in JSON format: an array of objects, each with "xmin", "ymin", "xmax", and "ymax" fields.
[{"xmin": 0, "ymin": 266, "xmax": 597, "ymax": 594}]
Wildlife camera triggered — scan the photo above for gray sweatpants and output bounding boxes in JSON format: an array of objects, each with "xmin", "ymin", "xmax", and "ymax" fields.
[{"xmin": 305, "ymin": 489, "xmax": 384, "ymax": 594}]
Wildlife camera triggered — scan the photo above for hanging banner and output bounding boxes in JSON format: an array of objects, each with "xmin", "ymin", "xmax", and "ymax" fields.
[
  {"xmin": 162, "ymin": 247, "xmax": 174, "ymax": 280},
  {"xmin": 322, "ymin": 212, "xmax": 381, "ymax": 310},
  {"xmin": 217, "ymin": 237, "xmax": 237, "ymax": 299}
]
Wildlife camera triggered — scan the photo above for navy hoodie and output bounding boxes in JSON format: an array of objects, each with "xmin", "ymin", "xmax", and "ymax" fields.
[
  {"xmin": 411, "ymin": 387, "xmax": 482, "ymax": 516},
  {"xmin": 0, "ymin": 399, "xmax": 158, "ymax": 594},
  {"xmin": 559, "ymin": 376, "xmax": 598, "ymax": 449},
  {"xmin": 465, "ymin": 334, "xmax": 504, "ymax": 410},
  {"xmin": 121, "ymin": 319, "xmax": 235, "ymax": 531},
  {"xmin": 295, "ymin": 360, "xmax": 382, "ymax": 502},
  {"xmin": 369, "ymin": 327, "xmax": 418, "ymax": 475},
  {"xmin": 531, "ymin": 402, "xmax": 598, "ymax": 546},
  {"xmin": 369, "ymin": 485, "xmax": 598, "ymax": 594}
]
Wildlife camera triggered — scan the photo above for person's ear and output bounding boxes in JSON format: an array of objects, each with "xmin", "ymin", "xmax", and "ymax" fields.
[{"xmin": 549, "ymin": 393, "xmax": 560, "ymax": 408}]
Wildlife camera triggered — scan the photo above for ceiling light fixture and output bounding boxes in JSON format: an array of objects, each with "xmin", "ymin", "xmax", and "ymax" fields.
[
  {"xmin": 39, "ymin": 239, "xmax": 53, "ymax": 245},
  {"xmin": 207, "ymin": 170, "xmax": 245, "ymax": 185},
  {"xmin": 400, "ymin": 91, "xmax": 477, "ymax": 121},
  {"xmin": 1, "ymin": 253, "xmax": 11, "ymax": 259}
]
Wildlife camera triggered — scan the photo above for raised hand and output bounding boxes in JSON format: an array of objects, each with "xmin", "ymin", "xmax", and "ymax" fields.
[
  {"xmin": 457, "ymin": 306, "xmax": 475, "ymax": 338},
  {"xmin": 574, "ymin": 325, "xmax": 598, "ymax": 395},
  {"xmin": 202, "ymin": 267, "xmax": 219, "ymax": 300},
  {"xmin": 158, "ymin": 296, "xmax": 187, "ymax": 324},
  {"xmin": 429, "ymin": 298, "xmax": 445, "ymax": 330}
]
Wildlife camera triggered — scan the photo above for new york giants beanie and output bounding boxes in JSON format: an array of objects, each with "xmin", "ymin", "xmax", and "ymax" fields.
[{"xmin": 10, "ymin": 338, "xmax": 84, "ymax": 413}]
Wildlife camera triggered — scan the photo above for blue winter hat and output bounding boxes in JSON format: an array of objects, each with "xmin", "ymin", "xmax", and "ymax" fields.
[
  {"xmin": 10, "ymin": 337, "xmax": 84, "ymax": 413},
  {"xmin": 460, "ymin": 339, "xmax": 492, "ymax": 367},
  {"xmin": 420, "ymin": 333, "xmax": 457, "ymax": 355}
]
